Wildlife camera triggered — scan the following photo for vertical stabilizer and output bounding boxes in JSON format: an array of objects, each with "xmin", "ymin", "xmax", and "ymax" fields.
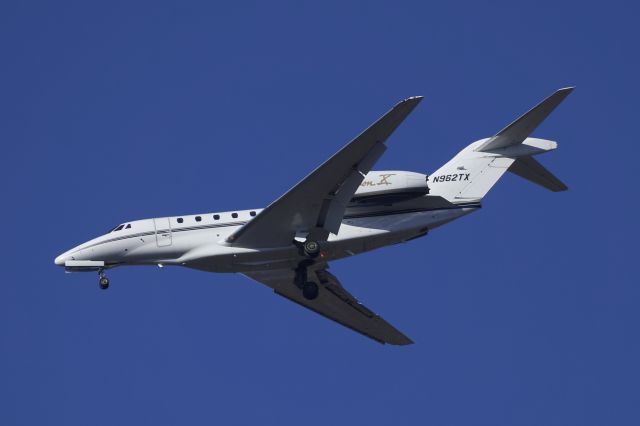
[
  {"xmin": 428, "ymin": 142, "xmax": 516, "ymax": 202},
  {"xmin": 428, "ymin": 88, "xmax": 573, "ymax": 202}
]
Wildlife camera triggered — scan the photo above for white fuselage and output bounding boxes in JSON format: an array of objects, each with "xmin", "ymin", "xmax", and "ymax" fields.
[{"xmin": 54, "ymin": 197, "xmax": 478, "ymax": 274}]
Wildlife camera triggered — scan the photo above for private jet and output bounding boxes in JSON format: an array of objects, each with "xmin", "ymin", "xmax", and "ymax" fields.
[{"xmin": 55, "ymin": 88, "xmax": 573, "ymax": 345}]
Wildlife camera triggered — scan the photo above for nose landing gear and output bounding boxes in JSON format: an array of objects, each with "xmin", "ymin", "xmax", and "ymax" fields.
[{"xmin": 98, "ymin": 269, "xmax": 110, "ymax": 290}]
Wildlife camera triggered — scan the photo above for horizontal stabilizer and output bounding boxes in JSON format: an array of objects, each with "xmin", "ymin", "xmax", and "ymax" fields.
[
  {"xmin": 508, "ymin": 156, "xmax": 568, "ymax": 192},
  {"xmin": 478, "ymin": 87, "xmax": 574, "ymax": 151}
]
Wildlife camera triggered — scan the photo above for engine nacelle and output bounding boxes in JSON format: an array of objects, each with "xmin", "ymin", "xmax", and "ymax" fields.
[{"xmin": 351, "ymin": 171, "xmax": 429, "ymax": 205}]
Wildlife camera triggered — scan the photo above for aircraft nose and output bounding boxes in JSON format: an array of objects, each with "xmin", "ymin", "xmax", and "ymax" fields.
[{"xmin": 54, "ymin": 253, "xmax": 68, "ymax": 266}]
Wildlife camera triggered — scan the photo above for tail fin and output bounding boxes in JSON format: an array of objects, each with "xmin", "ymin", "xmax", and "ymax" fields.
[{"xmin": 428, "ymin": 88, "xmax": 573, "ymax": 202}]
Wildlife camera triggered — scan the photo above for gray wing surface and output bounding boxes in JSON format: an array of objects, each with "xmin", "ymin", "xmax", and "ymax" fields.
[
  {"xmin": 243, "ymin": 267, "xmax": 413, "ymax": 345},
  {"xmin": 228, "ymin": 96, "xmax": 423, "ymax": 248}
]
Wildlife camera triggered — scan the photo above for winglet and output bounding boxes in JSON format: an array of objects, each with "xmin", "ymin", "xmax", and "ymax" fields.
[{"xmin": 477, "ymin": 87, "xmax": 574, "ymax": 152}]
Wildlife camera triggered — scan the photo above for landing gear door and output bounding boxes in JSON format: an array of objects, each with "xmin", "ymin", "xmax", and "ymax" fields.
[{"xmin": 153, "ymin": 218, "xmax": 172, "ymax": 247}]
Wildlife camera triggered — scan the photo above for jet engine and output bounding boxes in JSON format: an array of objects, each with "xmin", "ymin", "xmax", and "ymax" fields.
[{"xmin": 350, "ymin": 170, "xmax": 430, "ymax": 205}]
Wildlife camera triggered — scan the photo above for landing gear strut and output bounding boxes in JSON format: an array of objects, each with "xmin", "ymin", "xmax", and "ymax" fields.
[
  {"xmin": 294, "ymin": 259, "xmax": 319, "ymax": 300},
  {"xmin": 98, "ymin": 269, "xmax": 109, "ymax": 290}
]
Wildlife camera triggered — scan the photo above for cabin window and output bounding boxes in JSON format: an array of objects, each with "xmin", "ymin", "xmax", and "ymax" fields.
[
  {"xmin": 125, "ymin": 224, "xmax": 131, "ymax": 229},
  {"xmin": 231, "ymin": 213, "xmax": 238, "ymax": 219},
  {"xmin": 177, "ymin": 218, "xmax": 183, "ymax": 224},
  {"xmin": 195, "ymin": 216, "xmax": 202, "ymax": 222},
  {"xmin": 114, "ymin": 224, "xmax": 125, "ymax": 232},
  {"xmin": 213, "ymin": 214, "xmax": 220, "ymax": 220},
  {"xmin": 250, "ymin": 211, "xmax": 256, "ymax": 217}
]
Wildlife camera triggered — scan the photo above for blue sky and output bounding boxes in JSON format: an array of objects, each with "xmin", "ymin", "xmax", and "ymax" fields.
[{"xmin": 1, "ymin": 1, "xmax": 638, "ymax": 425}]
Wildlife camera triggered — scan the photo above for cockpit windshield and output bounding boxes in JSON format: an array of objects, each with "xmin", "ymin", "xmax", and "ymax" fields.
[{"xmin": 109, "ymin": 224, "xmax": 125, "ymax": 233}]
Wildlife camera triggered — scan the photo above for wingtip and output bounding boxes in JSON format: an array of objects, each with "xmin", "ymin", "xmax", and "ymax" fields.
[
  {"xmin": 557, "ymin": 86, "xmax": 575, "ymax": 93},
  {"xmin": 396, "ymin": 96, "xmax": 423, "ymax": 108},
  {"xmin": 386, "ymin": 334, "xmax": 414, "ymax": 345}
]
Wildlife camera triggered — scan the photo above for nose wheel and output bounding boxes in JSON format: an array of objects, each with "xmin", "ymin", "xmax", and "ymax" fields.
[{"xmin": 98, "ymin": 269, "xmax": 110, "ymax": 290}]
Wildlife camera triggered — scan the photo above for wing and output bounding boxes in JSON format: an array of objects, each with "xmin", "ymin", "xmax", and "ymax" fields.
[
  {"xmin": 228, "ymin": 96, "xmax": 423, "ymax": 248},
  {"xmin": 243, "ymin": 266, "xmax": 413, "ymax": 345}
]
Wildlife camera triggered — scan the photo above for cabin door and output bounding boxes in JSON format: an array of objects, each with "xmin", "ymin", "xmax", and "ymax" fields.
[{"xmin": 153, "ymin": 218, "xmax": 173, "ymax": 247}]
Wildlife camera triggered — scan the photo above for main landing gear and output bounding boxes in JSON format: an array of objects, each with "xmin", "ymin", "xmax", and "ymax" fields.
[
  {"xmin": 294, "ymin": 258, "xmax": 319, "ymax": 301},
  {"xmin": 290, "ymin": 239, "xmax": 323, "ymax": 300},
  {"xmin": 302, "ymin": 240, "xmax": 320, "ymax": 258},
  {"xmin": 302, "ymin": 281, "xmax": 319, "ymax": 300},
  {"xmin": 98, "ymin": 269, "xmax": 109, "ymax": 290}
]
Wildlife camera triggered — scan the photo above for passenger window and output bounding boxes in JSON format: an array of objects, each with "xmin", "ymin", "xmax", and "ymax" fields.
[
  {"xmin": 231, "ymin": 213, "xmax": 238, "ymax": 219},
  {"xmin": 250, "ymin": 211, "xmax": 256, "ymax": 217},
  {"xmin": 125, "ymin": 224, "xmax": 131, "ymax": 229},
  {"xmin": 195, "ymin": 216, "xmax": 202, "ymax": 222},
  {"xmin": 177, "ymin": 218, "xmax": 184, "ymax": 224},
  {"xmin": 213, "ymin": 214, "xmax": 220, "ymax": 220}
]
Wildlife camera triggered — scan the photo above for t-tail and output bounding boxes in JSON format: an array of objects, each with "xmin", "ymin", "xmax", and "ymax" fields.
[{"xmin": 428, "ymin": 87, "xmax": 573, "ymax": 204}]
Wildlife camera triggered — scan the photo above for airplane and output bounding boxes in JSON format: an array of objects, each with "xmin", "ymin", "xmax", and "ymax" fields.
[{"xmin": 54, "ymin": 87, "xmax": 573, "ymax": 345}]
